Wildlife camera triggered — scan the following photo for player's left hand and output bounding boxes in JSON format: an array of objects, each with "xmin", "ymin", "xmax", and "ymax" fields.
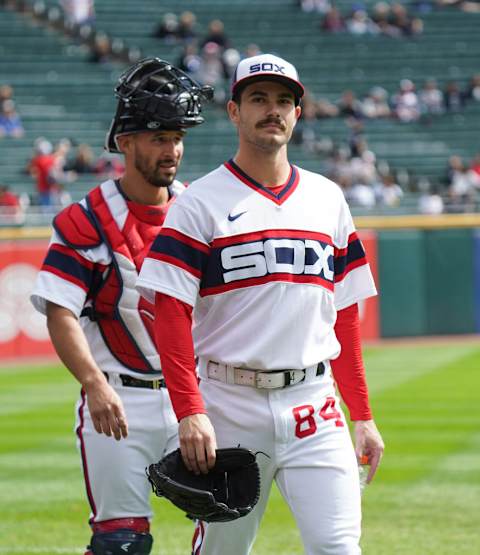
[{"xmin": 354, "ymin": 419, "xmax": 384, "ymax": 483}]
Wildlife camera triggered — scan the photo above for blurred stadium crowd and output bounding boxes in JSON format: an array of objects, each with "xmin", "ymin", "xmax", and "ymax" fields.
[{"xmin": 1, "ymin": 0, "xmax": 480, "ymax": 224}]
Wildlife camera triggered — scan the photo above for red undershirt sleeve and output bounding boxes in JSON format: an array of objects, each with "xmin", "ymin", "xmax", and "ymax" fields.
[
  {"xmin": 331, "ymin": 303, "xmax": 372, "ymax": 421},
  {"xmin": 154, "ymin": 292, "xmax": 206, "ymax": 421}
]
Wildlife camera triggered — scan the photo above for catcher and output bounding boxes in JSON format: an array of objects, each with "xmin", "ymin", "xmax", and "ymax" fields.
[{"xmin": 30, "ymin": 58, "xmax": 211, "ymax": 555}]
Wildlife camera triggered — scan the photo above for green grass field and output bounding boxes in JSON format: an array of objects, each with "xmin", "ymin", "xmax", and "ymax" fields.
[{"xmin": 1, "ymin": 341, "xmax": 479, "ymax": 555}]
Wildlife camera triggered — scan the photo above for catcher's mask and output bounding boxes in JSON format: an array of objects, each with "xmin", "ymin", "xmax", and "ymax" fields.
[{"xmin": 106, "ymin": 57, "xmax": 214, "ymax": 153}]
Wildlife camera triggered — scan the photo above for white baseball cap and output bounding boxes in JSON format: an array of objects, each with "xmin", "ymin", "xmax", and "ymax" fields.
[{"xmin": 231, "ymin": 53, "xmax": 304, "ymax": 104}]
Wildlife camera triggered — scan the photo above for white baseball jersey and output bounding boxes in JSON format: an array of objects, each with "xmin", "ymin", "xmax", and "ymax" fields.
[{"xmin": 137, "ymin": 160, "xmax": 377, "ymax": 370}]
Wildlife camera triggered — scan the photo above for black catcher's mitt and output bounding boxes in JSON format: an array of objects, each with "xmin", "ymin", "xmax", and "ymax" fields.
[{"xmin": 146, "ymin": 447, "xmax": 261, "ymax": 522}]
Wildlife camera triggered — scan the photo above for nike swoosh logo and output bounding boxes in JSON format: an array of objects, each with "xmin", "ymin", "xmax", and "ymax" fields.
[{"xmin": 228, "ymin": 211, "xmax": 247, "ymax": 222}]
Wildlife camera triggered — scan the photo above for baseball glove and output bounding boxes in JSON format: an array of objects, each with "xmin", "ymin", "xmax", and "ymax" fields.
[{"xmin": 146, "ymin": 447, "xmax": 261, "ymax": 522}]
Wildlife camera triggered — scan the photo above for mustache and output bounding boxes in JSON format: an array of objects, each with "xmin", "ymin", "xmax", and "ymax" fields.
[{"xmin": 256, "ymin": 117, "xmax": 286, "ymax": 130}]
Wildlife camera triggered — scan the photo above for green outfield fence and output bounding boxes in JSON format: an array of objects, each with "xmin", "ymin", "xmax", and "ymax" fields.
[{"xmin": 357, "ymin": 214, "xmax": 480, "ymax": 337}]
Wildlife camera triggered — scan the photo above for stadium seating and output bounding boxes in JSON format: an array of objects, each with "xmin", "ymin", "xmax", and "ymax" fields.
[{"xmin": 1, "ymin": 0, "xmax": 479, "ymax": 211}]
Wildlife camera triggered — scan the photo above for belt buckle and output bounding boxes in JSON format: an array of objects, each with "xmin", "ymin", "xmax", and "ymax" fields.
[
  {"xmin": 255, "ymin": 370, "xmax": 285, "ymax": 389},
  {"xmin": 152, "ymin": 379, "xmax": 162, "ymax": 390},
  {"xmin": 282, "ymin": 369, "xmax": 306, "ymax": 387}
]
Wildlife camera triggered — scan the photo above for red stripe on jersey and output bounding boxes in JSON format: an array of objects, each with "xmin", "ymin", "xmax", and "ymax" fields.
[
  {"xmin": 147, "ymin": 252, "xmax": 202, "ymax": 279},
  {"xmin": 212, "ymin": 229, "xmax": 333, "ymax": 249},
  {"xmin": 42, "ymin": 264, "xmax": 90, "ymax": 292},
  {"xmin": 161, "ymin": 227, "xmax": 210, "ymax": 254},
  {"xmin": 334, "ymin": 258, "xmax": 368, "ymax": 283},
  {"xmin": 200, "ymin": 273, "xmax": 334, "ymax": 297}
]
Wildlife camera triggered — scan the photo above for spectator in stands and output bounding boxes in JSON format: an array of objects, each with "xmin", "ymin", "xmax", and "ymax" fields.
[
  {"xmin": 470, "ymin": 153, "xmax": 480, "ymax": 185},
  {"xmin": 419, "ymin": 78, "xmax": 444, "ymax": 117},
  {"xmin": 176, "ymin": 43, "xmax": 202, "ymax": 75},
  {"xmin": 337, "ymin": 90, "xmax": 363, "ymax": 119},
  {"xmin": 193, "ymin": 41, "xmax": 230, "ymax": 104},
  {"xmin": 152, "ymin": 12, "xmax": 179, "ymax": 43},
  {"xmin": 52, "ymin": 138, "xmax": 76, "ymax": 181},
  {"xmin": 293, "ymin": 96, "xmax": 320, "ymax": 152},
  {"xmin": 320, "ymin": 6, "xmax": 346, "ymax": 32},
  {"xmin": 0, "ymin": 184, "xmax": 25, "ymax": 225},
  {"xmin": 60, "ymin": 0, "xmax": 95, "ymax": 26},
  {"xmin": 27, "ymin": 138, "xmax": 57, "ymax": 206},
  {"xmin": 0, "ymin": 100, "xmax": 24, "ymax": 138},
  {"xmin": 346, "ymin": 9, "xmax": 379, "ymax": 35},
  {"xmin": 64, "ymin": 143, "xmax": 96, "ymax": 173},
  {"xmin": 346, "ymin": 179, "xmax": 377, "ymax": 208},
  {"xmin": 374, "ymin": 173, "xmax": 404, "ymax": 206},
  {"xmin": 348, "ymin": 118, "xmax": 367, "ymax": 157},
  {"xmin": 94, "ymin": 151, "xmax": 125, "ymax": 179},
  {"xmin": 392, "ymin": 79, "xmax": 421, "ymax": 122},
  {"xmin": 315, "ymin": 98, "xmax": 339, "ymax": 118},
  {"xmin": 464, "ymin": 74, "xmax": 480, "ymax": 102},
  {"xmin": 389, "ymin": 2, "xmax": 423, "ymax": 36},
  {"xmin": 372, "ymin": 2, "xmax": 402, "ymax": 37},
  {"xmin": 350, "ymin": 147, "xmax": 379, "ymax": 187},
  {"xmin": 362, "ymin": 86, "xmax": 392, "ymax": 118},
  {"xmin": 88, "ymin": 33, "xmax": 112, "ymax": 64},
  {"xmin": 445, "ymin": 154, "xmax": 477, "ymax": 209},
  {"xmin": 223, "ymin": 47, "xmax": 241, "ymax": 79},
  {"xmin": 177, "ymin": 11, "xmax": 198, "ymax": 43},
  {"xmin": 443, "ymin": 80, "xmax": 466, "ymax": 112},
  {"xmin": 0, "ymin": 84, "xmax": 14, "ymax": 111},
  {"xmin": 200, "ymin": 19, "xmax": 231, "ymax": 50},
  {"xmin": 418, "ymin": 184, "xmax": 444, "ymax": 214}
]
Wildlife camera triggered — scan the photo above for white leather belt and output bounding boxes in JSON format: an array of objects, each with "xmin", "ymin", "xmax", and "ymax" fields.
[{"xmin": 205, "ymin": 361, "xmax": 327, "ymax": 389}]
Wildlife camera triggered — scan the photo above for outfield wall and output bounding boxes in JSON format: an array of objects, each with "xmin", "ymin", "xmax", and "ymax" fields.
[
  {"xmin": 355, "ymin": 214, "xmax": 480, "ymax": 338},
  {"xmin": 0, "ymin": 215, "xmax": 479, "ymax": 360}
]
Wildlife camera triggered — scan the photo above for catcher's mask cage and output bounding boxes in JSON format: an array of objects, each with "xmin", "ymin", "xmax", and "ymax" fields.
[{"xmin": 106, "ymin": 57, "xmax": 214, "ymax": 153}]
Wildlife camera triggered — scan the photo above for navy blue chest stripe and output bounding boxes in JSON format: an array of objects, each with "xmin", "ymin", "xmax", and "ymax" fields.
[{"xmin": 201, "ymin": 238, "xmax": 334, "ymax": 289}]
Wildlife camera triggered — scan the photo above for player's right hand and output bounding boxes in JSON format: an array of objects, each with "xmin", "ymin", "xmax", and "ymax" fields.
[
  {"xmin": 178, "ymin": 414, "xmax": 217, "ymax": 475},
  {"xmin": 84, "ymin": 380, "xmax": 128, "ymax": 441}
]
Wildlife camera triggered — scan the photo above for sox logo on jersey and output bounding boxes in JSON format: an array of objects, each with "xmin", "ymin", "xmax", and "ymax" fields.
[{"xmin": 220, "ymin": 234, "xmax": 334, "ymax": 284}]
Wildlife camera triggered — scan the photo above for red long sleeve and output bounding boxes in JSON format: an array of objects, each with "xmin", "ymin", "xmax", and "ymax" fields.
[
  {"xmin": 154, "ymin": 292, "xmax": 206, "ymax": 421},
  {"xmin": 331, "ymin": 303, "xmax": 372, "ymax": 421}
]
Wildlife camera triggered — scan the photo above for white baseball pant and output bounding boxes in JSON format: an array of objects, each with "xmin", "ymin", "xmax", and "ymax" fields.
[
  {"xmin": 192, "ymin": 370, "xmax": 361, "ymax": 555},
  {"xmin": 75, "ymin": 376, "xmax": 178, "ymax": 523}
]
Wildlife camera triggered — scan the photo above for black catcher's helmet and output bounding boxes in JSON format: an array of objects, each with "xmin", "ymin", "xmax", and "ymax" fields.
[{"xmin": 106, "ymin": 57, "xmax": 214, "ymax": 153}]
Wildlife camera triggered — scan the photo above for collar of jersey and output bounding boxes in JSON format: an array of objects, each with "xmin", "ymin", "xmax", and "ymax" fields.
[
  {"xmin": 114, "ymin": 179, "xmax": 173, "ymax": 224},
  {"xmin": 224, "ymin": 159, "xmax": 299, "ymax": 206}
]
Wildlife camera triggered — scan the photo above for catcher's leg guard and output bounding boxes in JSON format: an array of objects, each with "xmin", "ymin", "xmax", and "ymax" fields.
[{"xmin": 87, "ymin": 518, "xmax": 153, "ymax": 555}]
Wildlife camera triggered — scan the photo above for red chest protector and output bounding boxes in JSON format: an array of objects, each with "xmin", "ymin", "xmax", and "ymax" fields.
[{"xmin": 54, "ymin": 180, "xmax": 177, "ymax": 373}]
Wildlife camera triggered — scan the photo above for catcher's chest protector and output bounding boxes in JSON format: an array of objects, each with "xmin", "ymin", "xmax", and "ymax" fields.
[{"xmin": 54, "ymin": 180, "xmax": 179, "ymax": 373}]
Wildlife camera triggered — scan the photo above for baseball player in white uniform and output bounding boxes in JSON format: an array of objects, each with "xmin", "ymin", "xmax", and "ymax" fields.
[
  {"xmin": 137, "ymin": 53, "xmax": 384, "ymax": 554},
  {"xmin": 30, "ymin": 58, "xmax": 212, "ymax": 555}
]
